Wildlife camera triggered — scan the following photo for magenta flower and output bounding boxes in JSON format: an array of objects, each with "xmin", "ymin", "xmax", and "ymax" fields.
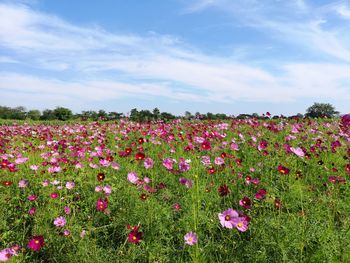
[
  {"xmin": 54, "ymin": 216, "xmax": 67, "ymax": 227},
  {"xmin": 184, "ymin": 232, "xmax": 198, "ymax": 246},
  {"xmin": 28, "ymin": 207, "xmax": 37, "ymax": 216},
  {"xmin": 96, "ymin": 198, "xmax": 108, "ymax": 212},
  {"xmin": 50, "ymin": 192, "xmax": 58, "ymax": 199},
  {"xmin": 64, "ymin": 206, "xmax": 71, "ymax": 215},
  {"xmin": 27, "ymin": 195, "xmax": 38, "ymax": 202},
  {"xmin": 218, "ymin": 208, "xmax": 239, "ymax": 229},
  {"xmin": 27, "ymin": 236, "xmax": 44, "ymax": 251},
  {"xmin": 63, "ymin": 230, "xmax": 71, "ymax": 237},
  {"xmin": 255, "ymin": 189, "xmax": 267, "ymax": 200},
  {"xmin": 179, "ymin": 160, "xmax": 190, "ymax": 172}
]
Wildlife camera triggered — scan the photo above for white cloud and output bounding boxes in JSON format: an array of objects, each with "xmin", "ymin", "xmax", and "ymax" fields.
[{"xmin": 0, "ymin": 3, "xmax": 350, "ymax": 111}]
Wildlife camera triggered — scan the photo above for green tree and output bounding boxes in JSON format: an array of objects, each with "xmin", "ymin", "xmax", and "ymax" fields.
[
  {"xmin": 41, "ymin": 109, "xmax": 56, "ymax": 120},
  {"xmin": 152, "ymin": 108, "xmax": 160, "ymax": 120},
  {"xmin": 53, "ymin": 107, "xmax": 73, "ymax": 121},
  {"xmin": 27, "ymin": 110, "xmax": 41, "ymax": 120},
  {"xmin": 305, "ymin": 103, "xmax": 339, "ymax": 118}
]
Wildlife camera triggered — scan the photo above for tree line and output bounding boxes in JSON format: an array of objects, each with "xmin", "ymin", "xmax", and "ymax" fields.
[{"xmin": 0, "ymin": 103, "xmax": 340, "ymax": 122}]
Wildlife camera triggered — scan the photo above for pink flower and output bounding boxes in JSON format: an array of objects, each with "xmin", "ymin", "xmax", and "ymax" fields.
[
  {"xmin": 18, "ymin": 179, "xmax": 29, "ymax": 188},
  {"xmin": 184, "ymin": 232, "xmax": 198, "ymax": 246},
  {"xmin": 27, "ymin": 195, "xmax": 38, "ymax": 202},
  {"xmin": 64, "ymin": 206, "xmax": 71, "ymax": 215},
  {"xmin": 127, "ymin": 172, "xmax": 139, "ymax": 184},
  {"xmin": 0, "ymin": 247, "xmax": 18, "ymax": 261},
  {"xmin": 218, "ymin": 208, "xmax": 239, "ymax": 229},
  {"xmin": 290, "ymin": 147, "xmax": 305, "ymax": 157},
  {"xmin": 53, "ymin": 216, "xmax": 66, "ymax": 227},
  {"xmin": 255, "ymin": 189, "xmax": 267, "ymax": 200},
  {"xmin": 162, "ymin": 158, "xmax": 174, "ymax": 171},
  {"xmin": 95, "ymin": 186, "xmax": 103, "ymax": 192},
  {"xmin": 65, "ymin": 181, "xmax": 75, "ymax": 190},
  {"xmin": 30, "ymin": 165, "xmax": 39, "ymax": 171},
  {"xmin": 179, "ymin": 160, "xmax": 190, "ymax": 172},
  {"xmin": 111, "ymin": 162, "xmax": 120, "ymax": 170},
  {"xmin": 103, "ymin": 185, "xmax": 112, "ymax": 195},
  {"xmin": 63, "ymin": 230, "xmax": 71, "ymax": 237},
  {"xmin": 214, "ymin": 157, "xmax": 224, "ymax": 165},
  {"xmin": 144, "ymin": 158, "xmax": 154, "ymax": 169},
  {"xmin": 230, "ymin": 142, "xmax": 239, "ymax": 151},
  {"xmin": 232, "ymin": 217, "xmax": 249, "ymax": 232},
  {"xmin": 15, "ymin": 157, "xmax": 28, "ymax": 164}
]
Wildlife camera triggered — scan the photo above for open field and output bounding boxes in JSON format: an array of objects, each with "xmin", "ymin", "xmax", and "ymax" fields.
[{"xmin": 1, "ymin": 117, "xmax": 350, "ymax": 262}]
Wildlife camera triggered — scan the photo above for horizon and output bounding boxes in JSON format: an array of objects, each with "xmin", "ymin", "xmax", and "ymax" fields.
[{"xmin": 1, "ymin": 0, "xmax": 350, "ymax": 116}]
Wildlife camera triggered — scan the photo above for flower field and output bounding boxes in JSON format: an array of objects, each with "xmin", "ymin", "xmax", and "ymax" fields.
[{"xmin": 1, "ymin": 116, "xmax": 350, "ymax": 262}]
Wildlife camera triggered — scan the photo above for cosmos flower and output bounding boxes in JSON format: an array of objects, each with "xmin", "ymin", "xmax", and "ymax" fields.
[
  {"xmin": 218, "ymin": 208, "xmax": 239, "ymax": 229},
  {"xmin": 27, "ymin": 236, "xmax": 45, "ymax": 251},
  {"xmin": 54, "ymin": 216, "xmax": 67, "ymax": 227},
  {"xmin": 239, "ymin": 197, "xmax": 252, "ymax": 209},
  {"xmin": 96, "ymin": 198, "xmax": 108, "ymax": 212},
  {"xmin": 18, "ymin": 179, "xmax": 29, "ymax": 188},
  {"xmin": 184, "ymin": 232, "xmax": 198, "ymax": 246},
  {"xmin": 144, "ymin": 158, "xmax": 154, "ymax": 169},
  {"xmin": 128, "ymin": 226, "xmax": 143, "ymax": 244}
]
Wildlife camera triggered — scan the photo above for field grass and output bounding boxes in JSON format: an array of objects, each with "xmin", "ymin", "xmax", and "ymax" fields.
[{"xmin": 1, "ymin": 118, "xmax": 350, "ymax": 262}]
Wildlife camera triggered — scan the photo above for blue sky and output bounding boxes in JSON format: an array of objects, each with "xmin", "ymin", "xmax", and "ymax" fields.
[{"xmin": 1, "ymin": 0, "xmax": 350, "ymax": 116}]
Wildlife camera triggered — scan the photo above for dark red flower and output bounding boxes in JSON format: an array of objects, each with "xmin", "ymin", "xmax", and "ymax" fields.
[
  {"xmin": 125, "ymin": 148, "xmax": 132, "ymax": 154},
  {"xmin": 1, "ymin": 181, "xmax": 13, "ymax": 187},
  {"xmin": 207, "ymin": 167, "xmax": 216, "ymax": 174},
  {"xmin": 255, "ymin": 189, "xmax": 267, "ymax": 200},
  {"xmin": 138, "ymin": 138, "xmax": 145, "ymax": 144},
  {"xmin": 218, "ymin": 184, "xmax": 230, "ymax": 196},
  {"xmin": 277, "ymin": 165, "xmax": 290, "ymax": 175},
  {"xmin": 135, "ymin": 152, "xmax": 145, "ymax": 161},
  {"xmin": 239, "ymin": 196, "xmax": 252, "ymax": 209},
  {"xmin": 128, "ymin": 228, "xmax": 143, "ymax": 244},
  {"xmin": 97, "ymin": 173, "xmax": 105, "ymax": 181},
  {"xmin": 274, "ymin": 198, "xmax": 282, "ymax": 209}
]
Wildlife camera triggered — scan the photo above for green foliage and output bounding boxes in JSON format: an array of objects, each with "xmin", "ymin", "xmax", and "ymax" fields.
[{"xmin": 305, "ymin": 102, "xmax": 339, "ymax": 118}]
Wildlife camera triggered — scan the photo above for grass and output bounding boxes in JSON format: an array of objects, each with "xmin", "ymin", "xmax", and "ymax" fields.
[{"xmin": 1, "ymin": 118, "xmax": 350, "ymax": 262}]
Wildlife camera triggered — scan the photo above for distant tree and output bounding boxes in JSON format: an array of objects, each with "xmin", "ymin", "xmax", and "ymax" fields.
[
  {"xmin": 0, "ymin": 106, "xmax": 12, "ymax": 119},
  {"xmin": 27, "ymin": 110, "xmax": 41, "ymax": 120},
  {"xmin": 53, "ymin": 107, "xmax": 73, "ymax": 121},
  {"xmin": 97, "ymin": 110, "xmax": 108, "ymax": 120},
  {"xmin": 41, "ymin": 109, "xmax": 56, "ymax": 120},
  {"xmin": 130, "ymin": 108, "xmax": 139, "ymax": 122},
  {"xmin": 160, "ymin": 112, "xmax": 175, "ymax": 121},
  {"xmin": 10, "ymin": 106, "xmax": 27, "ymax": 120},
  {"xmin": 184, "ymin": 111, "xmax": 192, "ymax": 120},
  {"xmin": 305, "ymin": 103, "xmax": 339, "ymax": 118},
  {"xmin": 108, "ymin": 112, "xmax": 123, "ymax": 121},
  {"xmin": 152, "ymin": 108, "xmax": 160, "ymax": 120}
]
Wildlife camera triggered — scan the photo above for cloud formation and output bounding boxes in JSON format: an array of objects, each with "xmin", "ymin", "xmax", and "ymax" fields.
[{"xmin": 0, "ymin": 2, "xmax": 350, "ymax": 113}]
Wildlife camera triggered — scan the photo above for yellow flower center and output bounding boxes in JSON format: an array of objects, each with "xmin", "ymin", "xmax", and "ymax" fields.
[{"xmin": 225, "ymin": 215, "xmax": 231, "ymax": 221}]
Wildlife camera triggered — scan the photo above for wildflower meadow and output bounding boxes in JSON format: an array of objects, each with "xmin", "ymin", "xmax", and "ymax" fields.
[{"xmin": 1, "ymin": 116, "xmax": 350, "ymax": 262}]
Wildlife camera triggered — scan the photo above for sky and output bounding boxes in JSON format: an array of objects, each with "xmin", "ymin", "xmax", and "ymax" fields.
[{"xmin": 0, "ymin": 0, "xmax": 350, "ymax": 116}]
